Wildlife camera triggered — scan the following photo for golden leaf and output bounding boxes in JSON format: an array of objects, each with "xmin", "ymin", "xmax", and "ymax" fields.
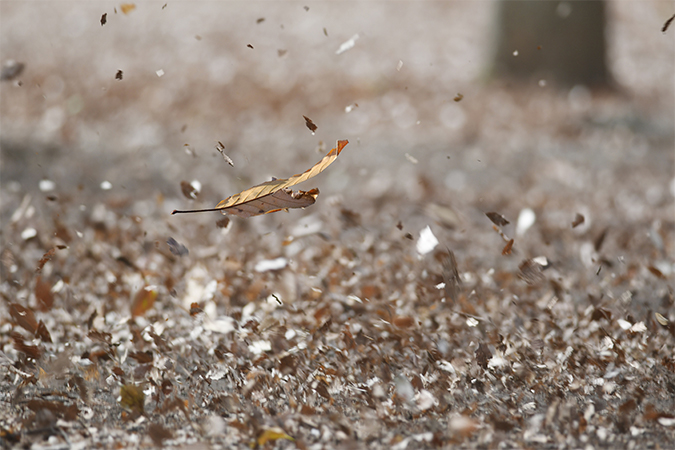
[
  {"xmin": 173, "ymin": 139, "xmax": 347, "ymax": 218},
  {"xmin": 256, "ymin": 427, "xmax": 294, "ymax": 446}
]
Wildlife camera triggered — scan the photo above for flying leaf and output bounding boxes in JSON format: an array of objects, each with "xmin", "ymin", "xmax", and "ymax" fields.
[
  {"xmin": 173, "ymin": 139, "xmax": 348, "ymax": 218},
  {"xmin": 303, "ymin": 115, "xmax": 318, "ymax": 133},
  {"xmin": 257, "ymin": 427, "xmax": 294, "ymax": 446}
]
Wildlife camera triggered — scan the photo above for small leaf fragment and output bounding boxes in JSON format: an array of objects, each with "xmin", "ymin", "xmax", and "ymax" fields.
[
  {"xmin": 100, "ymin": 13, "xmax": 107, "ymax": 25},
  {"xmin": 9, "ymin": 303, "xmax": 38, "ymax": 334},
  {"xmin": 120, "ymin": 3, "xmax": 136, "ymax": 14},
  {"xmin": 215, "ymin": 141, "xmax": 234, "ymax": 166},
  {"xmin": 120, "ymin": 383, "xmax": 145, "ymax": 413},
  {"xmin": 502, "ymin": 239, "xmax": 514, "ymax": 255},
  {"xmin": 572, "ymin": 213, "xmax": 585, "ymax": 228},
  {"xmin": 131, "ymin": 285, "xmax": 158, "ymax": 317},
  {"xmin": 303, "ymin": 115, "xmax": 318, "ymax": 133},
  {"xmin": 257, "ymin": 427, "xmax": 294, "ymax": 446},
  {"xmin": 167, "ymin": 237, "xmax": 189, "ymax": 257},
  {"xmin": 486, "ymin": 212, "xmax": 510, "ymax": 227}
]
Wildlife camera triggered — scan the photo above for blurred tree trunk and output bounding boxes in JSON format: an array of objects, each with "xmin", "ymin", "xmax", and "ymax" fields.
[{"xmin": 492, "ymin": 0, "xmax": 612, "ymax": 88}]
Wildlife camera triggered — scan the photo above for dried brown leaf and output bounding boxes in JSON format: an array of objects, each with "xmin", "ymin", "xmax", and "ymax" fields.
[
  {"xmin": 35, "ymin": 276, "xmax": 54, "ymax": 312},
  {"xmin": 131, "ymin": 286, "xmax": 158, "ymax": 317},
  {"xmin": 486, "ymin": 212, "xmax": 509, "ymax": 226},
  {"xmin": 9, "ymin": 303, "xmax": 38, "ymax": 334},
  {"xmin": 518, "ymin": 259, "xmax": 545, "ymax": 285},
  {"xmin": 393, "ymin": 316, "xmax": 415, "ymax": 329},
  {"xmin": 36, "ymin": 320, "xmax": 52, "ymax": 343},
  {"xmin": 120, "ymin": 384, "xmax": 145, "ymax": 413},
  {"xmin": 572, "ymin": 213, "xmax": 585, "ymax": 228},
  {"xmin": 180, "ymin": 181, "xmax": 198, "ymax": 200},
  {"xmin": 174, "ymin": 140, "xmax": 347, "ymax": 218},
  {"xmin": 303, "ymin": 115, "xmax": 318, "ymax": 133},
  {"xmin": 475, "ymin": 343, "xmax": 491, "ymax": 369},
  {"xmin": 501, "ymin": 238, "xmax": 514, "ymax": 255},
  {"xmin": 148, "ymin": 423, "xmax": 173, "ymax": 446},
  {"xmin": 11, "ymin": 332, "xmax": 43, "ymax": 359},
  {"xmin": 36, "ymin": 248, "xmax": 56, "ymax": 273},
  {"xmin": 167, "ymin": 237, "xmax": 188, "ymax": 257}
]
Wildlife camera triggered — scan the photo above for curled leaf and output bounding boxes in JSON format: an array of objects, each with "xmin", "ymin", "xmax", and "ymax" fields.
[
  {"xmin": 257, "ymin": 427, "xmax": 294, "ymax": 446},
  {"xmin": 173, "ymin": 140, "xmax": 348, "ymax": 218}
]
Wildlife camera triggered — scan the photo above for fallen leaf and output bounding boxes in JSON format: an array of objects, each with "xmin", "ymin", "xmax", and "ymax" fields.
[
  {"xmin": 35, "ymin": 276, "xmax": 54, "ymax": 311},
  {"xmin": 257, "ymin": 427, "xmax": 295, "ymax": 446},
  {"xmin": 173, "ymin": 140, "xmax": 348, "ymax": 218},
  {"xmin": 120, "ymin": 383, "xmax": 145, "ymax": 413},
  {"xmin": 486, "ymin": 212, "xmax": 509, "ymax": 226},
  {"xmin": 148, "ymin": 423, "xmax": 173, "ymax": 446},
  {"xmin": 303, "ymin": 115, "xmax": 318, "ymax": 133},
  {"xmin": 120, "ymin": 3, "xmax": 136, "ymax": 14},
  {"xmin": 502, "ymin": 239, "xmax": 514, "ymax": 255},
  {"xmin": 9, "ymin": 303, "xmax": 38, "ymax": 334},
  {"xmin": 36, "ymin": 248, "xmax": 56, "ymax": 272},
  {"xmin": 180, "ymin": 180, "xmax": 200, "ymax": 199},
  {"xmin": 131, "ymin": 285, "xmax": 158, "ymax": 317},
  {"xmin": 572, "ymin": 213, "xmax": 585, "ymax": 228},
  {"xmin": 216, "ymin": 217, "xmax": 230, "ymax": 228},
  {"xmin": 1, "ymin": 60, "xmax": 25, "ymax": 81},
  {"xmin": 518, "ymin": 259, "xmax": 545, "ymax": 285},
  {"xmin": 167, "ymin": 237, "xmax": 189, "ymax": 257},
  {"xmin": 11, "ymin": 332, "xmax": 43, "ymax": 359}
]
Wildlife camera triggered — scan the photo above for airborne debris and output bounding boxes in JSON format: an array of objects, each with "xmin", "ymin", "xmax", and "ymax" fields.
[
  {"xmin": 416, "ymin": 226, "xmax": 439, "ymax": 255},
  {"xmin": 486, "ymin": 211, "xmax": 509, "ymax": 226},
  {"xmin": 180, "ymin": 180, "xmax": 201, "ymax": 199},
  {"xmin": 120, "ymin": 3, "xmax": 136, "ymax": 14},
  {"xmin": 516, "ymin": 208, "xmax": 536, "ymax": 235},
  {"xmin": 404, "ymin": 153, "xmax": 418, "ymax": 164},
  {"xmin": 255, "ymin": 257, "xmax": 287, "ymax": 272},
  {"xmin": 336, "ymin": 33, "xmax": 359, "ymax": 55},
  {"xmin": 215, "ymin": 141, "xmax": 234, "ymax": 166},
  {"xmin": 572, "ymin": 213, "xmax": 585, "ymax": 228},
  {"xmin": 0, "ymin": 60, "xmax": 25, "ymax": 81},
  {"xmin": 303, "ymin": 115, "xmax": 318, "ymax": 133},
  {"xmin": 663, "ymin": 13, "xmax": 675, "ymax": 33},
  {"xmin": 100, "ymin": 13, "xmax": 107, "ymax": 26},
  {"xmin": 453, "ymin": 93, "xmax": 464, "ymax": 102},
  {"xmin": 345, "ymin": 103, "xmax": 359, "ymax": 113},
  {"xmin": 115, "ymin": 70, "xmax": 123, "ymax": 80},
  {"xmin": 167, "ymin": 237, "xmax": 189, "ymax": 256}
]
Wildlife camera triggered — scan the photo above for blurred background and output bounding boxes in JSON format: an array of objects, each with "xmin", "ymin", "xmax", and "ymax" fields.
[{"xmin": 1, "ymin": 1, "xmax": 673, "ymax": 239}]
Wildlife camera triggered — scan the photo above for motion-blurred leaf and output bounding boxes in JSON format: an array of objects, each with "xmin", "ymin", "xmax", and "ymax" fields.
[{"xmin": 173, "ymin": 139, "xmax": 348, "ymax": 218}]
